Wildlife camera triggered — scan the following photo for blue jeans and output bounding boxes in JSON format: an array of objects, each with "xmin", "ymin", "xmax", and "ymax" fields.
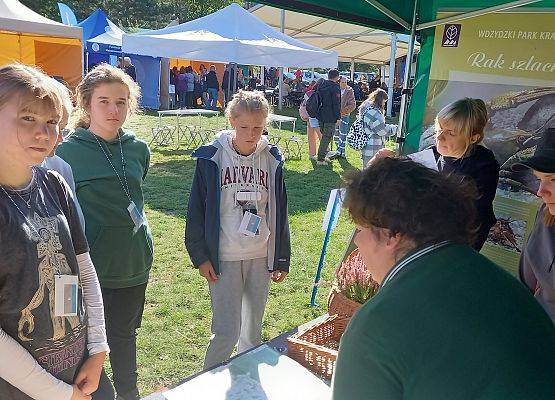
[
  {"xmin": 334, "ymin": 115, "xmax": 350, "ymax": 156},
  {"xmin": 207, "ymin": 88, "xmax": 219, "ymax": 110}
]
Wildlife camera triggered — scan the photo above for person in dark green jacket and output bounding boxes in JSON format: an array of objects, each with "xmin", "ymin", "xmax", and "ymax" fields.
[
  {"xmin": 57, "ymin": 64, "xmax": 153, "ymax": 400},
  {"xmin": 333, "ymin": 157, "xmax": 555, "ymax": 400}
]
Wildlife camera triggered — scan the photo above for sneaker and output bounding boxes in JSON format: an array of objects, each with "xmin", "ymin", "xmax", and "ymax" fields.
[
  {"xmin": 317, "ymin": 160, "xmax": 328, "ymax": 166},
  {"xmin": 328, "ymin": 151, "xmax": 346, "ymax": 160},
  {"xmin": 309, "ymin": 155, "xmax": 317, "ymax": 161}
]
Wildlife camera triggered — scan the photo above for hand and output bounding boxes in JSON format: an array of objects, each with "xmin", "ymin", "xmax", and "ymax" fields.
[
  {"xmin": 74, "ymin": 352, "xmax": 105, "ymax": 395},
  {"xmin": 367, "ymin": 148, "xmax": 396, "ymax": 167},
  {"xmin": 271, "ymin": 270, "xmax": 288, "ymax": 283},
  {"xmin": 199, "ymin": 261, "xmax": 218, "ymax": 283},
  {"xmin": 71, "ymin": 384, "xmax": 91, "ymax": 400}
]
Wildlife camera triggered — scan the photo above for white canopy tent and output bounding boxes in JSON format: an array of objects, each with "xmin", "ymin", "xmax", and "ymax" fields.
[
  {"xmin": 0, "ymin": 0, "xmax": 82, "ymax": 38},
  {"xmin": 122, "ymin": 3, "xmax": 338, "ymax": 68},
  {"xmin": 250, "ymin": 3, "xmax": 413, "ymax": 65},
  {"xmin": 250, "ymin": 3, "xmax": 419, "ymax": 116},
  {"xmin": 0, "ymin": 0, "xmax": 83, "ymax": 87}
]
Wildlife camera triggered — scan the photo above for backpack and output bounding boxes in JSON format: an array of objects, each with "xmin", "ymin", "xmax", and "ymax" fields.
[
  {"xmin": 305, "ymin": 89, "xmax": 322, "ymax": 118},
  {"xmin": 347, "ymin": 109, "xmax": 370, "ymax": 150},
  {"xmin": 299, "ymin": 93, "xmax": 310, "ymax": 121}
]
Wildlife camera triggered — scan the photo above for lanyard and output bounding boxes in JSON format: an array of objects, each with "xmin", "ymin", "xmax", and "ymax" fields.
[
  {"xmin": 0, "ymin": 169, "xmax": 50, "ymax": 239},
  {"xmin": 90, "ymin": 131, "xmax": 133, "ymax": 204}
]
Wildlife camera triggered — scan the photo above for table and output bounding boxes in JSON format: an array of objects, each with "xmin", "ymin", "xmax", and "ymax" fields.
[
  {"xmin": 151, "ymin": 109, "xmax": 221, "ymax": 149},
  {"xmin": 141, "ymin": 315, "xmax": 329, "ymax": 400},
  {"xmin": 268, "ymin": 113, "xmax": 296, "ymax": 133}
]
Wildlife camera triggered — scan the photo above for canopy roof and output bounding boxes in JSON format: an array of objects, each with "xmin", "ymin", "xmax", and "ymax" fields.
[
  {"xmin": 251, "ymin": 4, "xmax": 415, "ymax": 64},
  {"xmin": 122, "ymin": 3, "xmax": 338, "ymax": 68},
  {"xmin": 0, "ymin": 0, "xmax": 81, "ymax": 38},
  {"xmin": 78, "ymin": 9, "xmax": 124, "ymax": 53},
  {"xmin": 256, "ymin": 0, "xmax": 554, "ymax": 33}
]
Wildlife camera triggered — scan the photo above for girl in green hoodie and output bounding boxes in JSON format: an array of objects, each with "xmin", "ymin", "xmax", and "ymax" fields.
[{"xmin": 57, "ymin": 65, "xmax": 153, "ymax": 400}]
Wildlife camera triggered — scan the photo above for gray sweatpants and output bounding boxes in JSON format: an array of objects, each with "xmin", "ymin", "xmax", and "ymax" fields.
[{"xmin": 203, "ymin": 257, "xmax": 271, "ymax": 370}]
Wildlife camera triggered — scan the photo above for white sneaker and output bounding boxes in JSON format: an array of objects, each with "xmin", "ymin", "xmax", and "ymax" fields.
[{"xmin": 309, "ymin": 155, "xmax": 317, "ymax": 161}]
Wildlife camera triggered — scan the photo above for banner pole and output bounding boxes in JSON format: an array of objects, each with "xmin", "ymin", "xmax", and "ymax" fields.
[
  {"xmin": 396, "ymin": 0, "xmax": 418, "ymax": 155},
  {"xmin": 310, "ymin": 192, "xmax": 340, "ymax": 307}
]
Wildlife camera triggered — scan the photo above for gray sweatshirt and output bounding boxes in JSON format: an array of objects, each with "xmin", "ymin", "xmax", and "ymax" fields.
[{"xmin": 519, "ymin": 205, "xmax": 555, "ymax": 324}]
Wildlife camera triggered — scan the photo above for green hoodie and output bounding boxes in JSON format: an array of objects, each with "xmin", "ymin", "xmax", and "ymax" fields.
[{"xmin": 57, "ymin": 127, "xmax": 153, "ymax": 288}]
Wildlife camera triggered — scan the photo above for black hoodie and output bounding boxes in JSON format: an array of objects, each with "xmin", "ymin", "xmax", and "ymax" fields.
[
  {"xmin": 434, "ymin": 145, "xmax": 500, "ymax": 250},
  {"xmin": 317, "ymin": 79, "xmax": 341, "ymax": 123}
]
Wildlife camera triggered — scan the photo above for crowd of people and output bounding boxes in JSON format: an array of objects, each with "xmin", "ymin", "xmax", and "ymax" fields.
[{"xmin": 0, "ymin": 60, "xmax": 553, "ymax": 400}]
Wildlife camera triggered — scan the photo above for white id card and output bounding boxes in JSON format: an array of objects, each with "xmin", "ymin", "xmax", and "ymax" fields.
[
  {"xmin": 236, "ymin": 191, "xmax": 262, "ymax": 202},
  {"xmin": 54, "ymin": 275, "xmax": 78, "ymax": 317},
  {"xmin": 238, "ymin": 211, "xmax": 262, "ymax": 237},
  {"xmin": 127, "ymin": 201, "xmax": 146, "ymax": 233}
]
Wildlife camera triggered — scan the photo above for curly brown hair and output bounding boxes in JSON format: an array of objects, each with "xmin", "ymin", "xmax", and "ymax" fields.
[{"xmin": 342, "ymin": 157, "xmax": 479, "ymax": 247}]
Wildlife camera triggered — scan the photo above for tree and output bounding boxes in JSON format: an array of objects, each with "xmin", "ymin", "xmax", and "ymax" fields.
[{"xmin": 20, "ymin": 0, "xmax": 242, "ymax": 30}]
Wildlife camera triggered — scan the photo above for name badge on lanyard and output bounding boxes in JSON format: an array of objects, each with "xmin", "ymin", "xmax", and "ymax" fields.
[
  {"xmin": 54, "ymin": 275, "xmax": 79, "ymax": 317},
  {"xmin": 238, "ymin": 211, "xmax": 262, "ymax": 237},
  {"xmin": 128, "ymin": 201, "xmax": 146, "ymax": 233}
]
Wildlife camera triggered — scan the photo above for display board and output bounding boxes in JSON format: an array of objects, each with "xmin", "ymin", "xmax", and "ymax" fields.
[{"xmin": 415, "ymin": 11, "xmax": 553, "ymax": 274}]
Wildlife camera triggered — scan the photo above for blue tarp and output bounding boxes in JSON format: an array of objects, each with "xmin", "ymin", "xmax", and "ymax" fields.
[{"xmin": 131, "ymin": 55, "xmax": 161, "ymax": 110}]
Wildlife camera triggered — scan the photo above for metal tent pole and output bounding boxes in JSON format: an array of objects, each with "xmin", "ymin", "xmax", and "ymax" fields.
[
  {"xmin": 396, "ymin": 0, "xmax": 418, "ymax": 154},
  {"xmin": 350, "ymin": 59, "xmax": 355, "ymax": 82},
  {"xmin": 278, "ymin": 9, "xmax": 285, "ymax": 111},
  {"xmin": 386, "ymin": 33, "xmax": 396, "ymax": 117}
]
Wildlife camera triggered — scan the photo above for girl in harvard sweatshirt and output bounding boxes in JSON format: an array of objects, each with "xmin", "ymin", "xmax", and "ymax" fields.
[{"xmin": 185, "ymin": 90, "xmax": 291, "ymax": 369}]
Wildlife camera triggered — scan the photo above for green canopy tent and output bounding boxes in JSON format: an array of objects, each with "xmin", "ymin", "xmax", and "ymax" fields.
[{"xmin": 257, "ymin": 0, "xmax": 554, "ymax": 153}]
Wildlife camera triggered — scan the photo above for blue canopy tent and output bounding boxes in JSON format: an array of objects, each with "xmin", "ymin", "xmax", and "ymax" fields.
[
  {"xmin": 77, "ymin": 9, "xmax": 161, "ymax": 109},
  {"xmin": 78, "ymin": 9, "xmax": 123, "ymax": 67}
]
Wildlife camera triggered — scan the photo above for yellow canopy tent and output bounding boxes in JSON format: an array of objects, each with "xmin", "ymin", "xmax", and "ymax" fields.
[{"xmin": 0, "ymin": 0, "xmax": 83, "ymax": 88}]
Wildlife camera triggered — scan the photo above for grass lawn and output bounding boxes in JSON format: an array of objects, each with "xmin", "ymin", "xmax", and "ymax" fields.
[{"xmin": 120, "ymin": 107, "xmax": 396, "ymax": 395}]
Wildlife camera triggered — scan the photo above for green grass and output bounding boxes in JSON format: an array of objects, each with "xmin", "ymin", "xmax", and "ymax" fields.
[{"xmin": 121, "ymin": 108, "xmax": 373, "ymax": 395}]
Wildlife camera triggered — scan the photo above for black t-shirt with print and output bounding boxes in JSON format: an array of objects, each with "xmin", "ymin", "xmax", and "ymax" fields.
[{"xmin": 0, "ymin": 167, "xmax": 89, "ymax": 399}]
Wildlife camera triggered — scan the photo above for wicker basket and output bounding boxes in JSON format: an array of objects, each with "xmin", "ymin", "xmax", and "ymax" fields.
[
  {"xmin": 327, "ymin": 286, "xmax": 363, "ymax": 318},
  {"xmin": 287, "ymin": 314, "xmax": 349, "ymax": 380}
]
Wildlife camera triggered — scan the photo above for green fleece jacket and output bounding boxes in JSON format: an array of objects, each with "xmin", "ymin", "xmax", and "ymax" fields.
[
  {"xmin": 332, "ymin": 243, "xmax": 555, "ymax": 400},
  {"xmin": 57, "ymin": 127, "xmax": 153, "ymax": 288}
]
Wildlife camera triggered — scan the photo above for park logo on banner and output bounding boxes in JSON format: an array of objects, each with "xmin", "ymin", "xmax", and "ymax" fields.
[{"xmin": 442, "ymin": 24, "xmax": 461, "ymax": 47}]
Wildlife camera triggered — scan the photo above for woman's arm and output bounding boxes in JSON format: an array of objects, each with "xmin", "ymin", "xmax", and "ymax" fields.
[
  {"xmin": 0, "ymin": 328, "xmax": 74, "ymax": 400},
  {"xmin": 76, "ymin": 252, "xmax": 109, "ymax": 356}
]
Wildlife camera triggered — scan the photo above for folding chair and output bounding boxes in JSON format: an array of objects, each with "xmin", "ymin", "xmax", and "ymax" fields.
[
  {"xmin": 150, "ymin": 125, "xmax": 175, "ymax": 146},
  {"xmin": 284, "ymin": 137, "xmax": 303, "ymax": 160}
]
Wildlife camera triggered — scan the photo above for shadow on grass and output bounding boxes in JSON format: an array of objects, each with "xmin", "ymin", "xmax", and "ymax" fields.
[
  {"xmin": 144, "ymin": 158, "xmax": 196, "ymax": 218},
  {"xmin": 151, "ymin": 147, "xmax": 195, "ymax": 157}
]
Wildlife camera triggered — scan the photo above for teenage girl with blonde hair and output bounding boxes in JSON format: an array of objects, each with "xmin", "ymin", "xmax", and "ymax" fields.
[
  {"xmin": 373, "ymin": 97, "xmax": 500, "ymax": 250},
  {"xmin": 0, "ymin": 64, "xmax": 113, "ymax": 400},
  {"xmin": 57, "ymin": 64, "xmax": 152, "ymax": 400},
  {"xmin": 185, "ymin": 90, "xmax": 290, "ymax": 369}
]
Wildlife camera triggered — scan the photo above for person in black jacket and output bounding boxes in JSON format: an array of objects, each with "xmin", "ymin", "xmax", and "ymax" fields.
[
  {"xmin": 316, "ymin": 69, "xmax": 341, "ymax": 165},
  {"xmin": 371, "ymin": 98, "xmax": 499, "ymax": 251},
  {"xmin": 205, "ymin": 65, "xmax": 220, "ymax": 110},
  {"xmin": 222, "ymin": 64, "xmax": 236, "ymax": 106},
  {"xmin": 432, "ymin": 98, "xmax": 499, "ymax": 250}
]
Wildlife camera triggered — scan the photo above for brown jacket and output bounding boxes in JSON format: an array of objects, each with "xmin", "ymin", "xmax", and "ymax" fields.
[{"xmin": 340, "ymin": 86, "xmax": 356, "ymax": 116}]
